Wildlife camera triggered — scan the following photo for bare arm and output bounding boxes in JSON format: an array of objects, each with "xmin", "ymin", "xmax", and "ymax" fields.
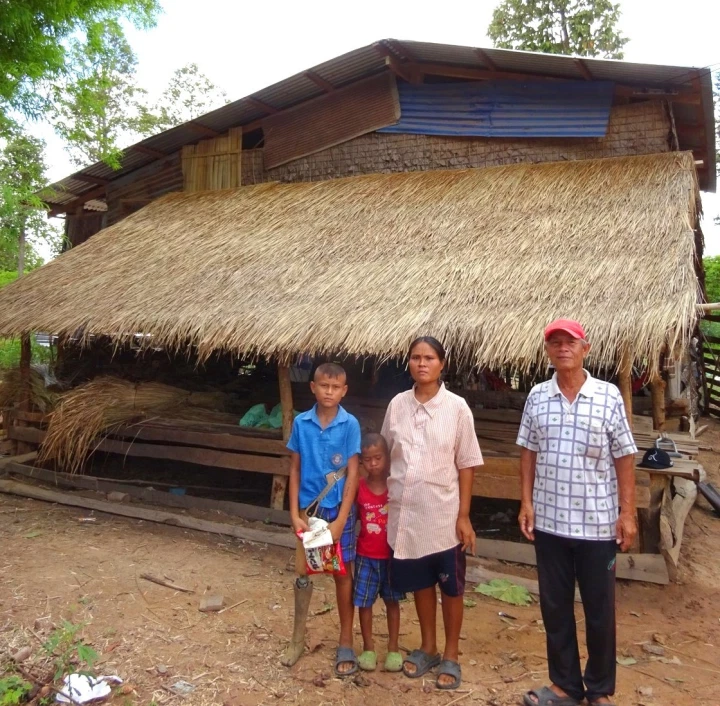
[
  {"xmin": 614, "ymin": 453, "xmax": 637, "ymax": 551},
  {"xmin": 456, "ymin": 466, "xmax": 476, "ymax": 555},
  {"xmin": 518, "ymin": 447, "xmax": 537, "ymax": 541},
  {"xmin": 288, "ymin": 452, "xmax": 307, "ymax": 533},
  {"xmin": 329, "ymin": 453, "xmax": 360, "ymax": 542}
]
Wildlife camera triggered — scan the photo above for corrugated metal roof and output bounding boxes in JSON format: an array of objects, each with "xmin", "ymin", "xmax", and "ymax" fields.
[
  {"xmin": 379, "ymin": 80, "xmax": 614, "ymax": 137},
  {"xmin": 44, "ymin": 38, "xmax": 716, "ymax": 208}
]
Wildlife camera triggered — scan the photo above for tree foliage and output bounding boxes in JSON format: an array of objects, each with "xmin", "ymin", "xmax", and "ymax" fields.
[
  {"xmin": 0, "ymin": 0, "xmax": 159, "ymax": 129},
  {"xmin": 138, "ymin": 63, "xmax": 229, "ymax": 135},
  {"xmin": 488, "ymin": 0, "xmax": 628, "ymax": 59},
  {"xmin": 47, "ymin": 20, "xmax": 148, "ymax": 169},
  {"xmin": 0, "ymin": 126, "xmax": 61, "ymax": 271}
]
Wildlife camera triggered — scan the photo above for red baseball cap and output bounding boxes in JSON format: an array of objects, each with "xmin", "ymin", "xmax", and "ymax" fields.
[{"xmin": 544, "ymin": 318, "xmax": 586, "ymax": 341}]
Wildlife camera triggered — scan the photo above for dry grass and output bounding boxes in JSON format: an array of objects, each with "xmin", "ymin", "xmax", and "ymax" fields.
[
  {"xmin": 40, "ymin": 376, "xmax": 226, "ymax": 473},
  {"xmin": 0, "ymin": 152, "xmax": 701, "ymax": 371},
  {"xmin": 0, "ymin": 367, "xmax": 58, "ymax": 413}
]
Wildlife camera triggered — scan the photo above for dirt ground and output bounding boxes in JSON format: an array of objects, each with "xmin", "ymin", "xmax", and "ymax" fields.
[{"xmin": 3, "ymin": 424, "xmax": 720, "ymax": 706}]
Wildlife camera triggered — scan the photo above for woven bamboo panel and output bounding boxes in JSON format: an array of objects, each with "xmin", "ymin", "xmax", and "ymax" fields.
[
  {"xmin": 263, "ymin": 73, "xmax": 400, "ymax": 170},
  {"xmin": 182, "ymin": 127, "xmax": 242, "ymax": 192}
]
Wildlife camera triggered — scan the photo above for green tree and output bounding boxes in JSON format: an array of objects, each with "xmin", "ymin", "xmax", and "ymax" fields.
[
  {"xmin": 0, "ymin": 126, "xmax": 61, "ymax": 273},
  {"xmin": 0, "ymin": 0, "xmax": 159, "ymax": 131},
  {"xmin": 138, "ymin": 63, "xmax": 229, "ymax": 135},
  {"xmin": 488, "ymin": 0, "xmax": 628, "ymax": 59},
  {"xmin": 47, "ymin": 19, "xmax": 148, "ymax": 169}
]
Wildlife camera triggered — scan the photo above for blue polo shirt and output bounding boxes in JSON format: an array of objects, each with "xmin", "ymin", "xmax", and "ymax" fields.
[{"xmin": 287, "ymin": 404, "xmax": 361, "ymax": 509}]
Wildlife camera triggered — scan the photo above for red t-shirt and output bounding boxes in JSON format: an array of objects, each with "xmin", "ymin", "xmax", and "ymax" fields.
[{"xmin": 356, "ymin": 478, "xmax": 391, "ymax": 559}]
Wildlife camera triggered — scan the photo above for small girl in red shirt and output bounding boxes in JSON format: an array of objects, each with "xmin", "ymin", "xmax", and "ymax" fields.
[{"xmin": 354, "ymin": 433, "xmax": 404, "ymax": 672}]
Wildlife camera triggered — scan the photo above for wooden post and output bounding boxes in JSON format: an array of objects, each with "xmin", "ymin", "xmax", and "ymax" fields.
[
  {"xmin": 16, "ymin": 333, "xmax": 33, "ymax": 454},
  {"xmin": 650, "ymin": 375, "xmax": 666, "ymax": 432},
  {"xmin": 640, "ymin": 356, "xmax": 668, "ymax": 552},
  {"xmin": 270, "ymin": 364, "xmax": 293, "ymax": 509},
  {"xmin": 618, "ymin": 347, "xmax": 633, "ymax": 432}
]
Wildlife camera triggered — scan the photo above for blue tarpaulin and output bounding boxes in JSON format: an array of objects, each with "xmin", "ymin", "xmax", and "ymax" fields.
[{"xmin": 378, "ymin": 80, "xmax": 615, "ymax": 138}]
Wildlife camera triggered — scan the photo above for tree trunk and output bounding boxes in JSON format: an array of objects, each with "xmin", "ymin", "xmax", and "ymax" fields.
[{"xmin": 17, "ymin": 222, "xmax": 25, "ymax": 277}]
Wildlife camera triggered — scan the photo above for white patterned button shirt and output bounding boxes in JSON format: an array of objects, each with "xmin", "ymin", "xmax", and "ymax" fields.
[
  {"xmin": 516, "ymin": 370, "xmax": 637, "ymax": 540},
  {"xmin": 381, "ymin": 384, "xmax": 484, "ymax": 560}
]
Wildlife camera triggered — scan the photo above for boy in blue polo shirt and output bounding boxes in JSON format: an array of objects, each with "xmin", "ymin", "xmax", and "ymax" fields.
[{"xmin": 280, "ymin": 362, "xmax": 361, "ymax": 676}]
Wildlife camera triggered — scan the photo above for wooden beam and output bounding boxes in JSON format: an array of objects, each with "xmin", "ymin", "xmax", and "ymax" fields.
[
  {"xmin": 574, "ymin": 58, "xmax": 593, "ymax": 81},
  {"xmin": 0, "ymin": 479, "xmax": 297, "ymax": 550},
  {"xmin": 246, "ymin": 96, "xmax": 279, "ymax": 115},
  {"xmin": 187, "ymin": 121, "xmax": 221, "ymax": 137},
  {"xmin": 130, "ymin": 144, "xmax": 167, "ymax": 159},
  {"xmin": 474, "ymin": 48, "xmax": 497, "ymax": 72},
  {"xmin": 472, "ymin": 537, "xmax": 669, "ymax": 584},
  {"xmin": 650, "ymin": 374, "xmax": 667, "ymax": 432},
  {"xmin": 305, "ymin": 71, "xmax": 335, "ymax": 93},
  {"xmin": 383, "ymin": 55, "xmax": 415, "ymax": 84},
  {"xmin": 273, "ymin": 364, "xmax": 294, "ymax": 510},
  {"xmin": 73, "ymin": 173, "xmax": 111, "ymax": 186}
]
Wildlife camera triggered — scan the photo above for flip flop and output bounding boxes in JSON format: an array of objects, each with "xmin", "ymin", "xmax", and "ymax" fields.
[
  {"xmin": 384, "ymin": 651, "xmax": 403, "ymax": 672},
  {"xmin": 523, "ymin": 686, "xmax": 580, "ymax": 706},
  {"xmin": 334, "ymin": 646, "xmax": 358, "ymax": 677},
  {"xmin": 435, "ymin": 659, "xmax": 461, "ymax": 690},
  {"xmin": 358, "ymin": 650, "xmax": 377, "ymax": 671},
  {"xmin": 402, "ymin": 649, "xmax": 441, "ymax": 678}
]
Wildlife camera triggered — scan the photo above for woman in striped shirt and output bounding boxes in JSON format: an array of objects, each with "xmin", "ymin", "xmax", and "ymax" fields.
[{"xmin": 381, "ymin": 336, "xmax": 484, "ymax": 690}]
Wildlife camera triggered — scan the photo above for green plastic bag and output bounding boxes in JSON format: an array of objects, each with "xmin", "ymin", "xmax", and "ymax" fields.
[
  {"xmin": 239, "ymin": 403, "xmax": 269, "ymax": 428},
  {"xmin": 474, "ymin": 578, "xmax": 532, "ymax": 606}
]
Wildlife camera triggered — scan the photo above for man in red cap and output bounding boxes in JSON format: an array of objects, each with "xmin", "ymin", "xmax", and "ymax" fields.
[{"xmin": 516, "ymin": 319, "xmax": 637, "ymax": 706}]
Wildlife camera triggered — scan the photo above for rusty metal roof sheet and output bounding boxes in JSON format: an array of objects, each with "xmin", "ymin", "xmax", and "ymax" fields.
[{"xmin": 44, "ymin": 38, "xmax": 716, "ymax": 209}]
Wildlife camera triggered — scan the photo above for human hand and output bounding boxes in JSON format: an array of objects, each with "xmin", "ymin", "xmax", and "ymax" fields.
[
  {"xmin": 328, "ymin": 519, "xmax": 343, "ymax": 543},
  {"xmin": 518, "ymin": 502, "xmax": 535, "ymax": 542},
  {"xmin": 292, "ymin": 516, "xmax": 310, "ymax": 535},
  {"xmin": 616, "ymin": 511, "xmax": 637, "ymax": 552},
  {"xmin": 456, "ymin": 515, "xmax": 476, "ymax": 555}
]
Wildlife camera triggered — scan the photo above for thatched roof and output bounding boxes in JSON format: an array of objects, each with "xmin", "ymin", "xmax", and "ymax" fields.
[{"xmin": 0, "ymin": 151, "xmax": 701, "ymax": 370}]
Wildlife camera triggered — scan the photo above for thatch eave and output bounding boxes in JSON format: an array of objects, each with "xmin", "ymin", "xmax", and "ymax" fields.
[{"xmin": 0, "ymin": 152, "xmax": 701, "ymax": 372}]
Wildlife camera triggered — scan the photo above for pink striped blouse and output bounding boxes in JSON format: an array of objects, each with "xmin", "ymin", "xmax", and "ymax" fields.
[{"xmin": 381, "ymin": 384, "xmax": 484, "ymax": 560}]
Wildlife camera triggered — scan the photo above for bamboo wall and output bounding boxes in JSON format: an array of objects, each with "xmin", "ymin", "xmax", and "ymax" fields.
[{"xmin": 243, "ymin": 101, "xmax": 671, "ymax": 185}]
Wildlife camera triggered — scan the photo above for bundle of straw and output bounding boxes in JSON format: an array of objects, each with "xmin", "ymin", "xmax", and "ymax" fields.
[
  {"xmin": 0, "ymin": 367, "xmax": 59, "ymax": 413},
  {"xmin": 40, "ymin": 376, "xmax": 226, "ymax": 474}
]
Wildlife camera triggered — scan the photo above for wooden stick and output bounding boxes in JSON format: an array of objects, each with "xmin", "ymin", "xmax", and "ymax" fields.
[
  {"xmin": 217, "ymin": 598, "xmax": 248, "ymax": 614},
  {"xmin": 0, "ymin": 451, "xmax": 38, "ymax": 470},
  {"xmin": 140, "ymin": 573, "xmax": 194, "ymax": 594},
  {"xmin": 618, "ymin": 346, "xmax": 633, "ymax": 432},
  {"xmin": 271, "ymin": 364, "xmax": 293, "ymax": 510}
]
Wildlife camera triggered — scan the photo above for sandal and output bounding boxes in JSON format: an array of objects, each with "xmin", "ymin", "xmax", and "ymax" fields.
[
  {"xmin": 523, "ymin": 686, "xmax": 580, "ymax": 706},
  {"xmin": 402, "ymin": 649, "xmax": 441, "ymax": 678},
  {"xmin": 384, "ymin": 651, "xmax": 403, "ymax": 672},
  {"xmin": 334, "ymin": 646, "xmax": 358, "ymax": 677},
  {"xmin": 358, "ymin": 650, "xmax": 377, "ymax": 671},
  {"xmin": 435, "ymin": 659, "xmax": 461, "ymax": 690}
]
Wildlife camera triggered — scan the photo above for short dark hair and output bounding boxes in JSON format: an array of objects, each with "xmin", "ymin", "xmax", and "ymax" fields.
[
  {"xmin": 409, "ymin": 336, "xmax": 446, "ymax": 362},
  {"xmin": 361, "ymin": 432, "xmax": 388, "ymax": 453},
  {"xmin": 314, "ymin": 362, "xmax": 346, "ymax": 381}
]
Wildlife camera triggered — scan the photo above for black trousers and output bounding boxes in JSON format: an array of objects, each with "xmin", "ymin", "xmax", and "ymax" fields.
[{"xmin": 534, "ymin": 530, "xmax": 617, "ymax": 703}]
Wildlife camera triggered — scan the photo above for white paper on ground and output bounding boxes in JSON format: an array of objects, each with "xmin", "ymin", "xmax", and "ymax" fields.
[{"xmin": 56, "ymin": 674, "xmax": 123, "ymax": 703}]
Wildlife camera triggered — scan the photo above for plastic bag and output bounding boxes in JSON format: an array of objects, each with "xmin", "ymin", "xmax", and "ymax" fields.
[
  {"xmin": 239, "ymin": 403, "xmax": 269, "ymax": 428},
  {"xmin": 297, "ymin": 517, "xmax": 347, "ymax": 576}
]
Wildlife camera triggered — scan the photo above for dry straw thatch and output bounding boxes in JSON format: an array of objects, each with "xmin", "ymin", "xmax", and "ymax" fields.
[
  {"xmin": 0, "ymin": 152, "xmax": 701, "ymax": 371},
  {"xmin": 40, "ymin": 376, "xmax": 226, "ymax": 473}
]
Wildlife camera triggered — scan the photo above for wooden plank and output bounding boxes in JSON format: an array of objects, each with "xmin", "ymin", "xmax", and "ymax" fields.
[
  {"xmin": 111, "ymin": 423, "xmax": 288, "ymax": 455},
  {"xmin": 11, "ymin": 410, "xmax": 50, "ymax": 424},
  {"xmin": 0, "ymin": 479, "xmax": 296, "ymax": 549},
  {"xmin": 0, "ymin": 452, "xmax": 38, "ymax": 470},
  {"xmin": 5, "ymin": 462, "xmax": 291, "ymax": 526},
  {"xmin": 7, "ymin": 425, "xmax": 44, "ymax": 444},
  {"xmin": 262, "ymin": 73, "xmax": 400, "ymax": 169},
  {"xmin": 472, "ymin": 538, "xmax": 669, "ymax": 585},
  {"xmin": 96, "ymin": 437, "xmax": 289, "ymax": 475},
  {"xmin": 305, "ymin": 71, "xmax": 335, "ymax": 93}
]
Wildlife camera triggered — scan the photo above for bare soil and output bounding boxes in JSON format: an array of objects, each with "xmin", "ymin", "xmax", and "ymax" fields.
[{"xmin": 3, "ymin": 422, "xmax": 720, "ymax": 706}]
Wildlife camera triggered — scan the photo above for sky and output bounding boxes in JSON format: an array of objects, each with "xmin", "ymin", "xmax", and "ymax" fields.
[{"xmin": 34, "ymin": 0, "xmax": 720, "ymax": 256}]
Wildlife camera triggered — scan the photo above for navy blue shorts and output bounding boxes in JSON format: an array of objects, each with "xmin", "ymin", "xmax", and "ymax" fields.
[
  {"xmin": 390, "ymin": 544, "xmax": 466, "ymax": 597},
  {"xmin": 353, "ymin": 555, "xmax": 404, "ymax": 607}
]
